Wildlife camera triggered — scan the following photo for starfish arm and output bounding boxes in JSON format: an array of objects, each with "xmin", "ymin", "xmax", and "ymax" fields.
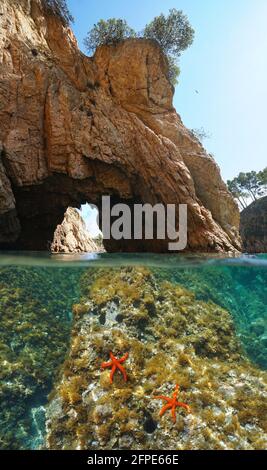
[
  {"xmin": 116, "ymin": 362, "xmax": 128, "ymax": 381},
  {"xmin": 176, "ymin": 401, "xmax": 191, "ymax": 412},
  {"xmin": 159, "ymin": 403, "xmax": 172, "ymax": 416},
  {"xmin": 101, "ymin": 361, "xmax": 113, "ymax": 369},
  {"xmin": 110, "ymin": 364, "xmax": 117, "ymax": 383},
  {"xmin": 171, "ymin": 405, "xmax": 177, "ymax": 423},
  {"xmin": 173, "ymin": 386, "xmax": 179, "ymax": 400},
  {"xmin": 154, "ymin": 395, "xmax": 172, "ymax": 402},
  {"xmin": 118, "ymin": 352, "xmax": 129, "ymax": 363},
  {"xmin": 122, "ymin": 368, "xmax": 128, "ymax": 382}
]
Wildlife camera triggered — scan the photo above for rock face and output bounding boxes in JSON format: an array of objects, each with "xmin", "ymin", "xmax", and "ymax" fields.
[
  {"xmin": 240, "ymin": 197, "xmax": 267, "ymax": 253},
  {"xmin": 0, "ymin": 0, "xmax": 241, "ymax": 252},
  {"xmin": 51, "ymin": 207, "xmax": 99, "ymax": 253}
]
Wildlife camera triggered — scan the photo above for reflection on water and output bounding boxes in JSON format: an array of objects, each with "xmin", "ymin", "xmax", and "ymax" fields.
[
  {"xmin": 0, "ymin": 251, "xmax": 266, "ymax": 267},
  {"xmin": 0, "ymin": 253, "xmax": 266, "ymax": 450}
]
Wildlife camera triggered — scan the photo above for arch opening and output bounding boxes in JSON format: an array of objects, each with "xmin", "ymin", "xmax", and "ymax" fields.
[{"xmin": 50, "ymin": 203, "xmax": 104, "ymax": 254}]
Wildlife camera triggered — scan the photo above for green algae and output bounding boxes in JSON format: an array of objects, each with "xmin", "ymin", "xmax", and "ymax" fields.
[
  {"xmin": 0, "ymin": 259, "xmax": 266, "ymax": 450},
  {"xmin": 153, "ymin": 265, "xmax": 267, "ymax": 368},
  {"xmin": 45, "ymin": 267, "xmax": 267, "ymax": 451},
  {"xmin": 0, "ymin": 266, "xmax": 84, "ymax": 449}
]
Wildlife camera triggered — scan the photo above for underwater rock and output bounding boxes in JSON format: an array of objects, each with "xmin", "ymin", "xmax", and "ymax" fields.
[
  {"xmin": 51, "ymin": 208, "xmax": 101, "ymax": 253},
  {"xmin": 45, "ymin": 267, "xmax": 267, "ymax": 450},
  {"xmin": 240, "ymin": 196, "xmax": 267, "ymax": 253},
  {"xmin": 0, "ymin": 0, "xmax": 241, "ymax": 253},
  {"xmin": 153, "ymin": 265, "xmax": 267, "ymax": 369},
  {"xmin": 0, "ymin": 266, "xmax": 82, "ymax": 450},
  {"xmin": 260, "ymin": 334, "xmax": 267, "ymax": 348},
  {"xmin": 30, "ymin": 406, "xmax": 47, "ymax": 449}
]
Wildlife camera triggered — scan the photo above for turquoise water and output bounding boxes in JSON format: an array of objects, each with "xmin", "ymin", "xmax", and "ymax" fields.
[{"xmin": 0, "ymin": 253, "xmax": 266, "ymax": 450}]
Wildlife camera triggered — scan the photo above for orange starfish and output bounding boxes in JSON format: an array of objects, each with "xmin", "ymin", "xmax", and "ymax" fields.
[
  {"xmin": 101, "ymin": 352, "xmax": 129, "ymax": 384},
  {"xmin": 154, "ymin": 384, "xmax": 191, "ymax": 423}
]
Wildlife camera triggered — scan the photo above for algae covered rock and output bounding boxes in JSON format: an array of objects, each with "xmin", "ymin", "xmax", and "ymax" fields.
[
  {"xmin": 45, "ymin": 267, "xmax": 267, "ymax": 450},
  {"xmin": 0, "ymin": 266, "xmax": 82, "ymax": 449},
  {"xmin": 153, "ymin": 265, "xmax": 267, "ymax": 369}
]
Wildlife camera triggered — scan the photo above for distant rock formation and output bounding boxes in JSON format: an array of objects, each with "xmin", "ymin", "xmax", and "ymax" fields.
[
  {"xmin": 51, "ymin": 208, "xmax": 100, "ymax": 253},
  {"xmin": 240, "ymin": 196, "xmax": 267, "ymax": 253},
  {"xmin": 0, "ymin": 0, "xmax": 241, "ymax": 252}
]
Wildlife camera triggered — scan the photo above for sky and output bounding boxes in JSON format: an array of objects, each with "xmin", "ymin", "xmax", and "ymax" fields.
[
  {"xmin": 67, "ymin": 0, "xmax": 267, "ymax": 233},
  {"xmin": 78, "ymin": 204, "xmax": 100, "ymax": 237}
]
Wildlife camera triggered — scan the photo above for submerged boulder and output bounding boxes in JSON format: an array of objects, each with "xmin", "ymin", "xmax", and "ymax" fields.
[{"xmin": 45, "ymin": 267, "xmax": 267, "ymax": 450}]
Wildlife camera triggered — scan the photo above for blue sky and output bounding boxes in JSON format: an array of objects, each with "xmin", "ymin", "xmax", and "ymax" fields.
[{"xmin": 67, "ymin": 0, "xmax": 267, "ymax": 232}]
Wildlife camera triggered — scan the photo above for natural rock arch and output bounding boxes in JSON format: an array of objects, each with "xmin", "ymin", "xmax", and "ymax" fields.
[{"xmin": 0, "ymin": 0, "xmax": 241, "ymax": 252}]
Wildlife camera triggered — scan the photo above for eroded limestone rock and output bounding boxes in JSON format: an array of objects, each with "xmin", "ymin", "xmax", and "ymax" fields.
[
  {"xmin": 0, "ymin": 0, "xmax": 241, "ymax": 252},
  {"xmin": 51, "ymin": 207, "xmax": 101, "ymax": 253}
]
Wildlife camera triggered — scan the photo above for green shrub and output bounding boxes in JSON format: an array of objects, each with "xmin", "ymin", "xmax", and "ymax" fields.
[
  {"xmin": 143, "ymin": 9, "xmax": 194, "ymax": 86},
  {"xmin": 84, "ymin": 18, "xmax": 136, "ymax": 54},
  {"xmin": 167, "ymin": 55, "xmax": 181, "ymax": 86},
  {"xmin": 143, "ymin": 9, "xmax": 194, "ymax": 57},
  {"xmin": 83, "ymin": 9, "xmax": 194, "ymax": 87}
]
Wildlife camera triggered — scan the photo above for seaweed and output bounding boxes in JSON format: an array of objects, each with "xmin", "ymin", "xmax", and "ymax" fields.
[{"xmin": 45, "ymin": 267, "xmax": 267, "ymax": 451}]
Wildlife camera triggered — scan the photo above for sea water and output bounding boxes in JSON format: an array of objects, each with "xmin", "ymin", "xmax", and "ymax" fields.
[{"xmin": 0, "ymin": 253, "xmax": 266, "ymax": 450}]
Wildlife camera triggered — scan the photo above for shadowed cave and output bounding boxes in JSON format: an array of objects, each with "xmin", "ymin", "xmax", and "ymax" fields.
[{"xmin": 4, "ymin": 173, "xmax": 172, "ymax": 253}]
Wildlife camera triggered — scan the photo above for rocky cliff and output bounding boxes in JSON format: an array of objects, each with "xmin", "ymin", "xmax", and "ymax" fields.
[
  {"xmin": 51, "ymin": 207, "xmax": 100, "ymax": 253},
  {"xmin": 0, "ymin": 0, "xmax": 241, "ymax": 252},
  {"xmin": 240, "ymin": 196, "xmax": 267, "ymax": 253}
]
